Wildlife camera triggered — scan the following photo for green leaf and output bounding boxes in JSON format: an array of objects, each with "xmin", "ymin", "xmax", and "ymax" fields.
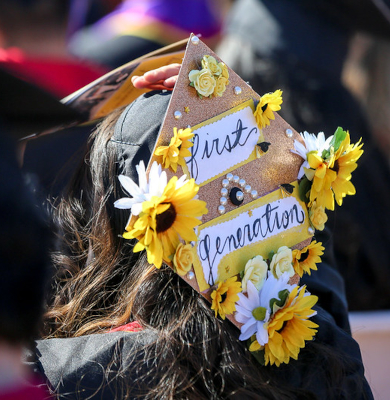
[
  {"xmin": 251, "ymin": 349, "xmax": 265, "ymax": 365},
  {"xmin": 269, "ymin": 289, "xmax": 290, "ymax": 313},
  {"xmin": 298, "ymin": 177, "xmax": 312, "ymax": 202},
  {"xmin": 322, "ymin": 127, "xmax": 346, "ymax": 159},
  {"xmin": 240, "ymin": 270, "xmax": 245, "ymax": 280},
  {"xmin": 189, "ymin": 82, "xmax": 195, "ymax": 88},
  {"xmin": 268, "ymin": 250, "xmax": 275, "ymax": 261},
  {"xmin": 246, "ymin": 338, "xmax": 265, "ymax": 365}
]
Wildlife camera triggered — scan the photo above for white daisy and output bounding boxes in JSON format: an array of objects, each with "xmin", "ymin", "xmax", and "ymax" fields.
[
  {"xmin": 114, "ymin": 161, "xmax": 167, "ymax": 216},
  {"xmin": 235, "ymin": 280, "xmax": 270, "ymax": 345},
  {"xmin": 235, "ymin": 272, "xmax": 295, "ymax": 346},
  {"xmin": 291, "ymin": 131, "xmax": 332, "ymax": 179}
]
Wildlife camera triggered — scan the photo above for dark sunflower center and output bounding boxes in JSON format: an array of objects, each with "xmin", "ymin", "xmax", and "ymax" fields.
[
  {"xmin": 276, "ymin": 321, "xmax": 288, "ymax": 333},
  {"xmin": 156, "ymin": 203, "xmax": 177, "ymax": 233},
  {"xmin": 331, "ymin": 159, "xmax": 339, "ymax": 174},
  {"xmin": 299, "ymin": 250, "xmax": 310, "ymax": 262},
  {"xmin": 220, "ymin": 292, "xmax": 227, "ymax": 303},
  {"xmin": 261, "ymin": 103, "xmax": 268, "ymax": 112}
]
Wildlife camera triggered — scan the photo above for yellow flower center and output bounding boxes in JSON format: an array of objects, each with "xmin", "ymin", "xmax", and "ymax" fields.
[
  {"xmin": 156, "ymin": 203, "xmax": 177, "ymax": 233},
  {"xmin": 252, "ymin": 306, "xmax": 267, "ymax": 321}
]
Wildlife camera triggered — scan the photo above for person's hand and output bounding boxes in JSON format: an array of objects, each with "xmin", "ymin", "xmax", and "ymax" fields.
[{"xmin": 131, "ymin": 63, "xmax": 181, "ymax": 91}]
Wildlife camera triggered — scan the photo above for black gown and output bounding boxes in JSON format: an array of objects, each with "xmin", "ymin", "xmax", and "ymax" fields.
[{"xmin": 27, "ymin": 229, "xmax": 373, "ymax": 399}]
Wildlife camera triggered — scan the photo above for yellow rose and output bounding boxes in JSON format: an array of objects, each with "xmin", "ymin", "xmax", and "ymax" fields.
[
  {"xmin": 219, "ymin": 62, "xmax": 229, "ymax": 80},
  {"xmin": 309, "ymin": 201, "xmax": 328, "ymax": 231},
  {"xmin": 213, "ymin": 76, "xmax": 229, "ymax": 97},
  {"xmin": 189, "ymin": 68, "xmax": 216, "ymax": 97},
  {"xmin": 241, "ymin": 255, "xmax": 268, "ymax": 292},
  {"xmin": 201, "ymin": 55, "xmax": 222, "ymax": 76},
  {"xmin": 270, "ymin": 246, "xmax": 294, "ymax": 279},
  {"xmin": 173, "ymin": 243, "xmax": 194, "ymax": 276}
]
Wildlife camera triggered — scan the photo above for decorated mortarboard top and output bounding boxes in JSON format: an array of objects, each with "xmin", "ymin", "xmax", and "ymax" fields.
[{"xmin": 115, "ymin": 35, "xmax": 363, "ymax": 367}]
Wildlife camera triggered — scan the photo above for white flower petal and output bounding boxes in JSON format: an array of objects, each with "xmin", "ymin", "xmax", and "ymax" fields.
[
  {"xmin": 149, "ymin": 161, "xmax": 160, "ymax": 184},
  {"xmin": 292, "ymin": 141, "xmax": 308, "ymax": 160},
  {"xmin": 239, "ymin": 319, "xmax": 257, "ymax": 340},
  {"xmin": 156, "ymin": 171, "xmax": 168, "ymax": 197},
  {"xmin": 237, "ymin": 292, "xmax": 256, "ymax": 310},
  {"xmin": 298, "ymin": 161, "xmax": 310, "ymax": 179},
  {"xmin": 131, "ymin": 202, "xmax": 143, "ymax": 216},
  {"xmin": 176, "ymin": 174, "xmax": 188, "ymax": 189},
  {"xmin": 246, "ymin": 280, "xmax": 260, "ymax": 303},
  {"xmin": 114, "ymin": 197, "xmax": 137, "ymax": 209},
  {"xmin": 235, "ymin": 304, "xmax": 253, "ymax": 319},
  {"xmin": 136, "ymin": 161, "xmax": 148, "ymax": 193},
  {"xmin": 256, "ymin": 322, "xmax": 269, "ymax": 346},
  {"xmin": 118, "ymin": 175, "xmax": 143, "ymax": 198},
  {"xmin": 235, "ymin": 312, "xmax": 250, "ymax": 325}
]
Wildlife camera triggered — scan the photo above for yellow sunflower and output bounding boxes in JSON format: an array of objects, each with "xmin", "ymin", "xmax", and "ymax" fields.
[
  {"xmin": 307, "ymin": 152, "xmax": 337, "ymax": 210},
  {"xmin": 124, "ymin": 176, "xmax": 207, "ymax": 268},
  {"xmin": 249, "ymin": 286, "xmax": 318, "ymax": 366},
  {"xmin": 330, "ymin": 133, "xmax": 363, "ymax": 206},
  {"xmin": 292, "ymin": 241, "xmax": 324, "ymax": 277},
  {"xmin": 154, "ymin": 127, "xmax": 194, "ymax": 172},
  {"xmin": 210, "ymin": 276, "xmax": 242, "ymax": 320},
  {"xmin": 254, "ymin": 90, "xmax": 283, "ymax": 129}
]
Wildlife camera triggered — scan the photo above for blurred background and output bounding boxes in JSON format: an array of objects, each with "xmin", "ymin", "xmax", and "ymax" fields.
[{"xmin": 0, "ymin": 0, "xmax": 389, "ymax": 398}]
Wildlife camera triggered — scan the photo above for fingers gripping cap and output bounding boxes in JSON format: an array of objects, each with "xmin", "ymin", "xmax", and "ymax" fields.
[{"xmin": 112, "ymin": 91, "xmax": 171, "ymax": 182}]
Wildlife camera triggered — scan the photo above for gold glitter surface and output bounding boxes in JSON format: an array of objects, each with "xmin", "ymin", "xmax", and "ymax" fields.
[
  {"xmin": 147, "ymin": 34, "xmax": 261, "ymax": 175},
  {"xmin": 199, "ymin": 113, "xmax": 303, "ymax": 223}
]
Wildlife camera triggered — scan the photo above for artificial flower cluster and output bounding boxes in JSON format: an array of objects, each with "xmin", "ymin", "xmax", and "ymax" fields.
[
  {"xmin": 189, "ymin": 55, "xmax": 229, "ymax": 98},
  {"xmin": 210, "ymin": 242, "xmax": 323, "ymax": 366},
  {"xmin": 240, "ymin": 276, "xmax": 319, "ymax": 367},
  {"xmin": 115, "ymin": 160, "xmax": 207, "ymax": 269},
  {"xmin": 292, "ymin": 128, "xmax": 363, "ymax": 230}
]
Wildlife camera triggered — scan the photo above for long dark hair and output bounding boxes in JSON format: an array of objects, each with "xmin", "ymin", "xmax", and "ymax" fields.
[{"xmin": 44, "ymin": 104, "xmax": 368, "ymax": 399}]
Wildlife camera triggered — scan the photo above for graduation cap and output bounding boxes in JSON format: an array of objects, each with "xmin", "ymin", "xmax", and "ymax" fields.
[{"xmin": 112, "ymin": 35, "xmax": 334, "ymax": 366}]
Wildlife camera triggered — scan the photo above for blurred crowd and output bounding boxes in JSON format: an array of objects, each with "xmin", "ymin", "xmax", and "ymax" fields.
[{"xmin": 1, "ymin": 0, "xmax": 390, "ymax": 398}]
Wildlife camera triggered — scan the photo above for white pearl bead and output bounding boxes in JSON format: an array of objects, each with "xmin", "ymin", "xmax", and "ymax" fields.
[
  {"xmin": 236, "ymin": 191, "xmax": 244, "ymax": 201},
  {"xmin": 222, "ymin": 179, "xmax": 229, "ymax": 188},
  {"xmin": 220, "ymin": 197, "xmax": 227, "ymax": 205},
  {"xmin": 226, "ymin": 173, "xmax": 233, "ymax": 181},
  {"xmin": 191, "ymin": 36, "xmax": 200, "ymax": 45},
  {"xmin": 221, "ymin": 188, "xmax": 228, "ymax": 197},
  {"xmin": 218, "ymin": 205, "xmax": 226, "ymax": 215},
  {"xmin": 285, "ymin": 128, "xmax": 293, "ymax": 138},
  {"xmin": 187, "ymin": 271, "xmax": 195, "ymax": 280}
]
